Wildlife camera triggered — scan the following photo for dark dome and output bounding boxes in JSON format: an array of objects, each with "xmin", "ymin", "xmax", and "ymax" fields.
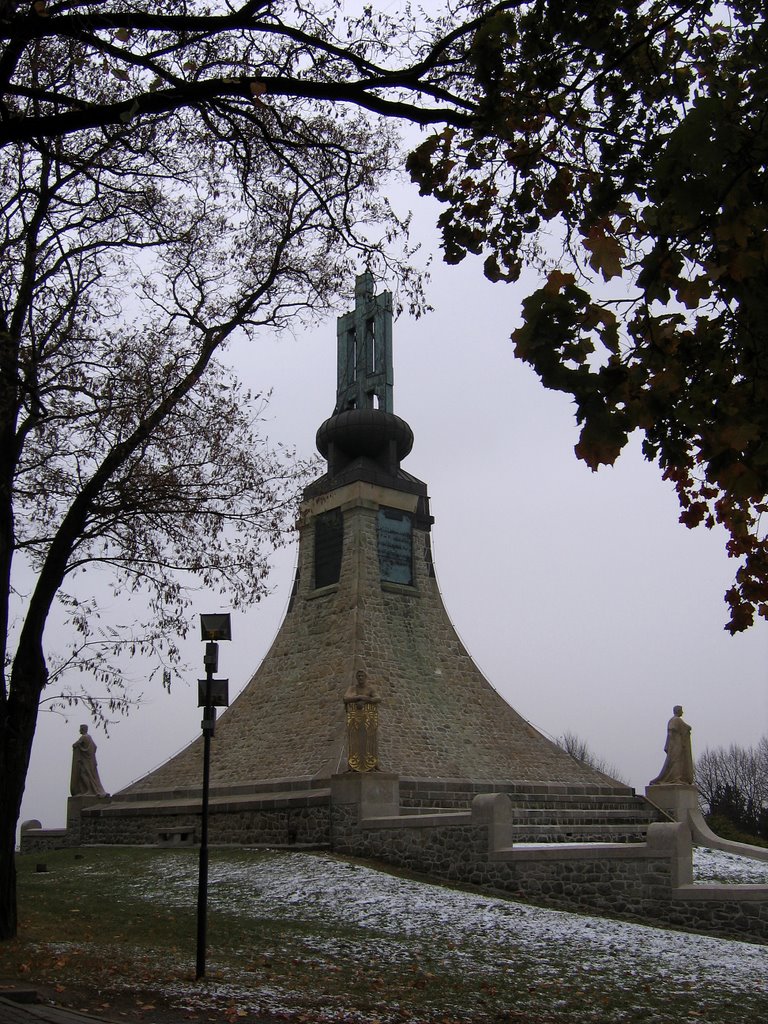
[{"xmin": 316, "ymin": 408, "xmax": 413, "ymax": 462}]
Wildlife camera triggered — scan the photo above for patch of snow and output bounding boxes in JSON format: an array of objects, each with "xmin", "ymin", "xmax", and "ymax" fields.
[
  {"xmin": 131, "ymin": 848, "xmax": 768, "ymax": 1001},
  {"xmin": 693, "ymin": 845, "xmax": 768, "ymax": 884}
]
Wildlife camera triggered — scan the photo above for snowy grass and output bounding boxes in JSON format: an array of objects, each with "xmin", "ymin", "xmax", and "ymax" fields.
[
  {"xmin": 3, "ymin": 845, "xmax": 767, "ymax": 1023},
  {"xmin": 693, "ymin": 845, "xmax": 768, "ymax": 883}
]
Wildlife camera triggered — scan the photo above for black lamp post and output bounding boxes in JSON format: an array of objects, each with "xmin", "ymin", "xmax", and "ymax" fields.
[{"xmin": 196, "ymin": 612, "xmax": 231, "ymax": 980}]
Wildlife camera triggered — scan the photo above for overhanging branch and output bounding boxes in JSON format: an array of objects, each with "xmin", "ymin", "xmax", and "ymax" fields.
[{"xmin": 0, "ymin": 73, "xmax": 474, "ymax": 146}]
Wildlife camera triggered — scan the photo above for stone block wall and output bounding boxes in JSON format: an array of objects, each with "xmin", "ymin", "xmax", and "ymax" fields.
[
  {"xmin": 19, "ymin": 772, "xmax": 768, "ymax": 945},
  {"xmin": 79, "ymin": 791, "xmax": 332, "ymax": 848},
  {"xmin": 330, "ymin": 777, "xmax": 768, "ymax": 945},
  {"xmin": 667, "ymin": 888, "xmax": 768, "ymax": 939},
  {"xmin": 18, "ymin": 822, "xmax": 71, "ymax": 854},
  {"xmin": 331, "ymin": 801, "xmax": 677, "ymax": 919}
]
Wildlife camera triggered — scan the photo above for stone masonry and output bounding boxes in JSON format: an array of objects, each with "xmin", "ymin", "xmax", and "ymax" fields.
[{"xmin": 117, "ymin": 479, "xmax": 614, "ymax": 795}]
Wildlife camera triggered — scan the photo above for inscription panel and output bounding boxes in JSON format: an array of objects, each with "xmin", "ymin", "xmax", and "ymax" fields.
[{"xmin": 378, "ymin": 507, "xmax": 413, "ymax": 585}]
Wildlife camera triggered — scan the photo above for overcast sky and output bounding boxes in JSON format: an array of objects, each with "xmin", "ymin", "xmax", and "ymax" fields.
[{"xmin": 20, "ymin": 171, "xmax": 768, "ymax": 835}]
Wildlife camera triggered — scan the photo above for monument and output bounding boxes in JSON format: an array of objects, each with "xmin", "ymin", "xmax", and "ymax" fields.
[
  {"xmin": 70, "ymin": 724, "xmax": 107, "ymax": 798},
  {"xmin": 649, "ymin": 706, "xmax": 694, "ymax": 787},
  {"xmin": 646, "ymin": 705, "xmax": 699, "ymax": 823},
  {"xmin": 24, "ymin": 276, "xmax": 768, "ymax": 946},
  {"xmin": 76, "ymin": 272, "xmax": 657, "ymax": 847}
]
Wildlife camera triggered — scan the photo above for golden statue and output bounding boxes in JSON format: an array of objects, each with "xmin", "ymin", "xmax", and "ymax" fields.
[{"xmin": 344, "ymin": 669, "xmax": 381, "ymax": 772}]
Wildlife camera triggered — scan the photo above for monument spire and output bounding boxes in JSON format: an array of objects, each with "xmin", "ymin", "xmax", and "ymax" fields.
[
  {"xmin": 335, "ymin": 270, "xmax": 393, "ymax": 414},
  {"xmin": 316, "ymin": 272, "xmax": 412, "ymax": 483}
]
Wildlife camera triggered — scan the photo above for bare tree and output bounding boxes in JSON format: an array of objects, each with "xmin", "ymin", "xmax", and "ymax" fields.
[
  {"xmin": 556, "ymin": 731, "xmax": 628, "ymax": 785},
  {"xmin": 696, "ymin": 737, "xmax": 768, "ymax": 838},
  {"xmin": 0, "ymin": 1, "xmax": 483, "ymax": 149},
  {"xmin": 0, "ymin": 6, "xmax": 431, "ymax": 936}
]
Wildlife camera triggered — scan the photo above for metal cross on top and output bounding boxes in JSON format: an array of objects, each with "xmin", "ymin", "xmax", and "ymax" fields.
[{"xmin": 335, "ymin": 271, "xmax": 393, "ymax": 414}]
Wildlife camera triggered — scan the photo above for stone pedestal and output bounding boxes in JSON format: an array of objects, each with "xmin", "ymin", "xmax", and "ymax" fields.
[
  {"xmin": 646, "ymin": 820, "xmax": 694, "ymax": 886},
  {"xmin": 645, "ymin": 783, "xmax": 699, "ymax": 823},
  {"xmin": 331, "ymin": 772, "xmax": 399, "ymax": 819},
  {"xmin": 67, "ymin": 794, "xmax": 109, "ymax": 842}
]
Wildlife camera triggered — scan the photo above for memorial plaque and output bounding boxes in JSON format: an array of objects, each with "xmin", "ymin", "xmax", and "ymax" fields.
[
  {"xmin": 378, "ymin": 507, "xmax": 413, "ymax": 585},
  {"xmin": 314, "ymin": 508, "xmax": 343, "ymax": 587}
]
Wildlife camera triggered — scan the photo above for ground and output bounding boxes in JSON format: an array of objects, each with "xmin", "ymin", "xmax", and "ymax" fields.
[{"xmin": 1, "ymin": 846, "xmax": 766, "ymax": 1023}]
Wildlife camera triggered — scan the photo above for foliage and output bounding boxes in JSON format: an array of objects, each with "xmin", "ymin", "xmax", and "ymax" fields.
[
  {"xmin": 4, "ymin": 1, "xmax": 768, "ymax": 633},
  {"xmin": 407, "ymin": 0, "xmax": 768, "ymax": 631},
  {"xmin": 5, "ymin": 3, "xmax": 768, "ymax": 634},
  {"xmin": 696, "ymin": 736, "xmax": 768, "ymax": 840},
  {"xmin": 0, "ymin": 0, "xmax": 478, "ymax": 146},
  {"xmin": 704, "ymin": 814, "xmax": 768, "ymax": 848},
  {"xmin": 556, "ymin": 729, "xmax": 627, "ymax": 783}
]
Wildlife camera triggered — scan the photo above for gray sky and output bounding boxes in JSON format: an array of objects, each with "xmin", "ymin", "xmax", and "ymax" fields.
[{"xmin": 20, "ymin": 184, "xmax": 768, "ymax": 834}]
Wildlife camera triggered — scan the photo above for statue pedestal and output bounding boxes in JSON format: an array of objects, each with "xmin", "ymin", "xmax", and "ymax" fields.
[
  {"xmin": 331, "ymin": 772, "xmax": 399, "ymax": 819},
  {"xmin": 645, "ymin": 783, "xmax": 699, "ymax": 822},
  {"xmin": 67, "ymin": 794, "xmax": 109, "ymax": 840}
]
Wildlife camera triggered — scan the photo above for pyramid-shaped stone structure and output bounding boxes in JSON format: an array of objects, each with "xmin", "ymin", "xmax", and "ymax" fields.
[{"xmin": 88, "ymin": 275, "xmax": 653, "ymax": 846}]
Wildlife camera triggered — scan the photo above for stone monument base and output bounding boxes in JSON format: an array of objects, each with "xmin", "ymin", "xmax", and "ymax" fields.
[
  {"xmin": 645, "ymin": 783, "xmax": 699, "ymax": 822},
  {"xmin": 67, "ymin": 794, "xmax": 110, "ymax": 837},
  {"xmin": 332, "ymin": 771, "xmax": 399, "ymax": 818}
]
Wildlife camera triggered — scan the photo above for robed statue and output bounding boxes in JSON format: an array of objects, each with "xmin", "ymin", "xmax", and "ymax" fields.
[
  {"xmin": 649, "ymin": 706, "xmax": 694, "ymax": 786},
  {"xmin": 70, "ymin": 724, "xmax": 107, "ymax": 797}
]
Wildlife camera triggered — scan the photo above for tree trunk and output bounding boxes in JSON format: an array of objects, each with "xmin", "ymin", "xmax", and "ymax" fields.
[
  {"xmin": 0, "ymin": 648, "xmax": 47, "ymax": 940},
  {"xmin": 0, "ymin": 779, "xmax": 20, "ymax": 941}
]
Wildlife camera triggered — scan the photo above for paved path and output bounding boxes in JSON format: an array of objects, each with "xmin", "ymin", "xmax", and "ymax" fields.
[
  {"xmin": 0, "ymin": 995, "xmax": 117, "ymax": 1023},
  {"xmin": 0, "ymin": 992, "xmax": 280, "ymax": 1024}
]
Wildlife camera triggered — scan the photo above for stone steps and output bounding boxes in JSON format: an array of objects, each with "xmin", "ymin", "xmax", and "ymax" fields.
[
  {"xmin": 398, "ymin": 806, "xmax": 654, "ymax": 843},
  {"xmin": 399, "ymin": 787, "xmax": 663, "ymax": 843},
  {"xmin": 402, "ymin": 796, "xmax": 656, "ymax": 814},
  {"xmin": 85, "ymin": 787, "xmax": 331, "ymax": 818},
  {"xmin": 507, "ymin": 807, "xmax": 657, "ymax": 825},
  {"xmin": 509, "ymin": 823, "xmax": 651, "ymax": 842}
]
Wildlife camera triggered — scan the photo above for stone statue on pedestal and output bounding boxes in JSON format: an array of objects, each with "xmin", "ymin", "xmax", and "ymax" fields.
[
  {"xmin": 649, "ymin": 706, "xmax": 694, "ymax": 786},
  {"xmin": 70, "ymin": 724, "xmax": 108, "ymax": 797}
]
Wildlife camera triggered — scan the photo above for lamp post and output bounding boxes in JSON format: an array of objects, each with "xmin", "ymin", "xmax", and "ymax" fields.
[{"xmin": 196, "ymin": 613, "xmax": 231, "ymax": 981}]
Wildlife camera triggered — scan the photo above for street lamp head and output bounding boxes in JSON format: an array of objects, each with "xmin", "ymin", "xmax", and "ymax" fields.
[{"xmin": 200, "ymin": 613, "xmax": 232, "ymax": 641}]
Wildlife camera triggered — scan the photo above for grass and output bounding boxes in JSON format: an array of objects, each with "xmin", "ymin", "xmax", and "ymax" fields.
[
  {"xmin": 1, "ymin": 846, "xmax": 766, "ymax": 1023},
  {"xmin": 4, "ymin": 847, "xmax": 498, "ymax": 1022}
]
